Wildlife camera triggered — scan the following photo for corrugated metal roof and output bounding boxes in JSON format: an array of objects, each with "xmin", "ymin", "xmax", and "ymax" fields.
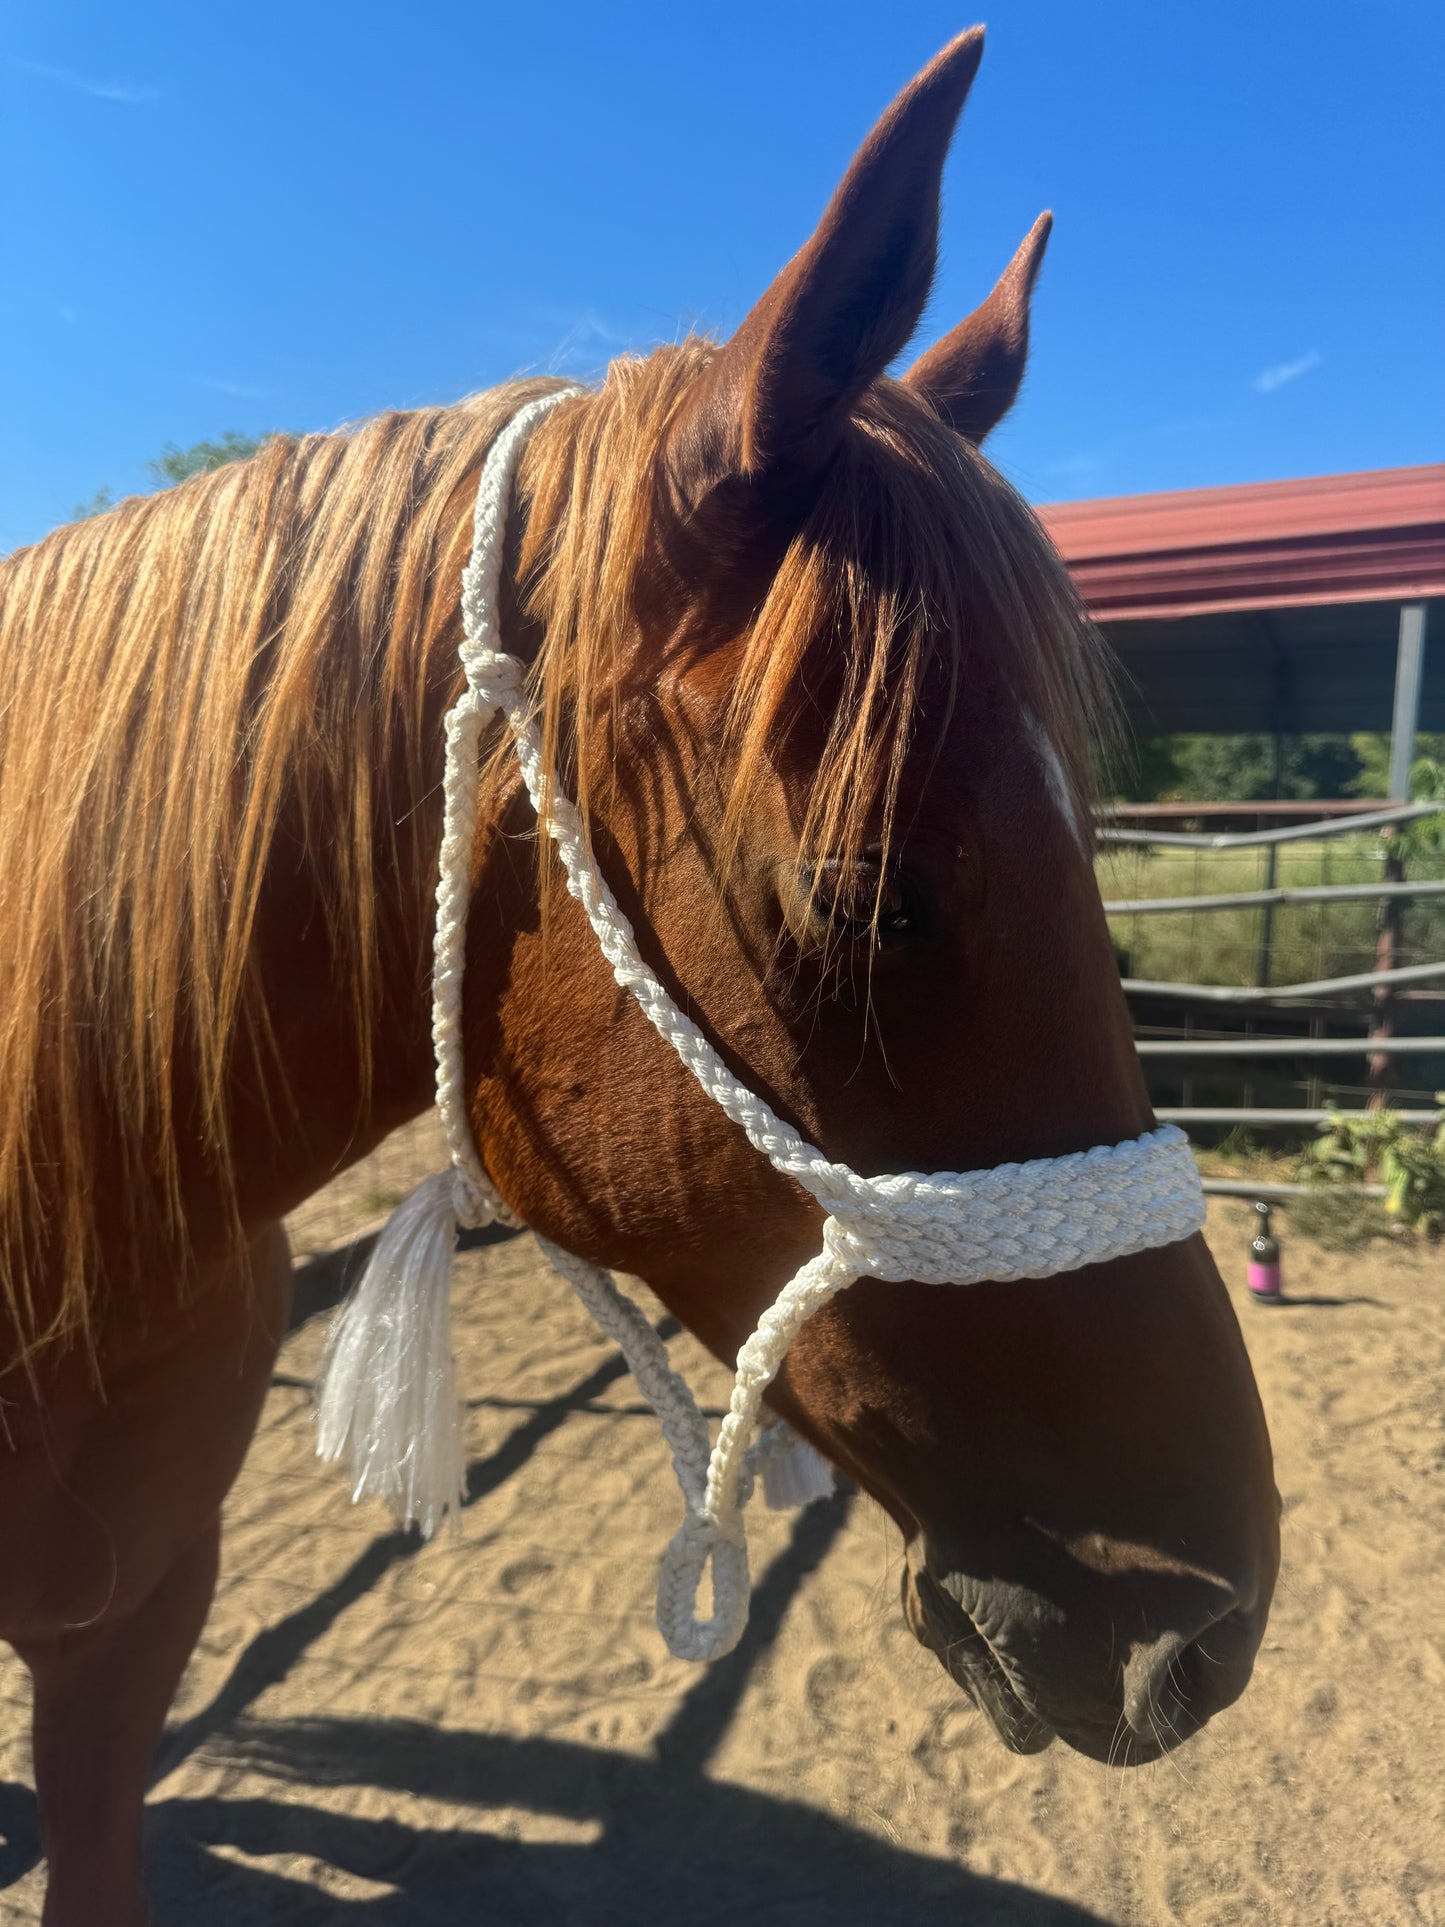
[{"xmin": 1039, "ymin": 464, "xmax": 1445, "ymax": 620}]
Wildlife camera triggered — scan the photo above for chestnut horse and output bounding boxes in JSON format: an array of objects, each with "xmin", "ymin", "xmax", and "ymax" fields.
[{"xmin": 0, "ymin": 32, "xmax": 1278, "ymax": 1924}]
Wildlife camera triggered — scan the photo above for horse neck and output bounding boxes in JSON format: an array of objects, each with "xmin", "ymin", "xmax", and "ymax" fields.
[{"xmin": 223, "ymin": 624, "xmax": 470, "ymax": 1236}]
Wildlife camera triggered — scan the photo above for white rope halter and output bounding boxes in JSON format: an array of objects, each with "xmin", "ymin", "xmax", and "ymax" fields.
[{"xmin": 317, "ymin": 389, "xmax": 1206, "ymax": 1662}]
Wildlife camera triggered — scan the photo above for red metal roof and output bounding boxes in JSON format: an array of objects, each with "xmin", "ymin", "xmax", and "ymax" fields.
[{"xmin": 1038, "ymin": 464, "xmax": 1445, "ymax": 621}]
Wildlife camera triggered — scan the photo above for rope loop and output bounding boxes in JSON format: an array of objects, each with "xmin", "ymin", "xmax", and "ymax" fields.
[
  {"xmin": 656, "ymin": 1510, "xmax": 752, "ymax": 1663},
  {"xmin": 450, "ymin": 1164, "xmax": 521, "ymax": 1233}
]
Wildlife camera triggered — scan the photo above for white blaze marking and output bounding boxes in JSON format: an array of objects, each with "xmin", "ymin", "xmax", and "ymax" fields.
[{"xmin": 1026, "ymin": 713, "xmax": 1084, "ymax": 849}]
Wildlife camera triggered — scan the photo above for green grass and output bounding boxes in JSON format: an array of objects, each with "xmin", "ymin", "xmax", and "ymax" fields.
[
  {"xmin": 1194, "ymin": 1128, "xmax": 1300, "ymax": 1184},
  {"xmin": 1098, "ymin": 834, "xmax": 1445, "ymax": 988},
  {"xmin": 1281, "ymin": 1188, "xmax": 1399, "ymax": 1253},
  {"xmin": 359, "ymin": 1186, "xmax": 409, "ymax": 1217}
]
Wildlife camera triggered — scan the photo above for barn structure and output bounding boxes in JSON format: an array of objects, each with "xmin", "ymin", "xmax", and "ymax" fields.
[
  {"xmin": 1037, "ymin": 463, "xmax": 1445, "ymax": 1144},
  {"xmin": 1040, "ymin": 463, "xmax": 1444, "ymax": 762}
]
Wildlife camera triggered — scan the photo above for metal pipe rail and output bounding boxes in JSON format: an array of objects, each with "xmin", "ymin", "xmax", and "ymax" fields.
[
  {"xmin": 1103, "ymin": 879, "xmax": 1445, "ymax": 915},
  {"xmin": 1135, "ymin": 1034, "xmax": 1445, "ymax": 1057},
  {"xmin": 1098, "ymin": 800, "xmax": 1442, "ymax": 850},
  {"xmin": 1122, "ymin": 959, "xmax": 1445, "ymax": 1003},
  {"xmin": 1158, "ymin": 1107, "xmax": 1441, "ymax": 1126},
  {"xmin": 1199, "ymin": 1177, "xmax": 1387, "ymax": 1200}
]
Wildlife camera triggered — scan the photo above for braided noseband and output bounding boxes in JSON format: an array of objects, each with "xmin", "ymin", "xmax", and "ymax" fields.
[{"xmin": 317, "ymin": 390, "xmax": 1206, "ymax": 1662}]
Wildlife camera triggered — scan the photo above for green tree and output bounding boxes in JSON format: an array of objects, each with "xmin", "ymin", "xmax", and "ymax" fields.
[
  {"xmin": 1116, "ymin": 732, "xmax": 1366, "ymax": 804},
  {"xmin": 145, "ymin": 432, "xmax": 268, "ymax": 488},
  {"xmin": 1347, "ymin": 732, "xmax": 1445, "ymax": 801},
  {"xmin": 1110, "ymin": 732, "xmax": 1181, "ymax": 800},
  {"xmin": 71, "ymin": 486, "xmax": 116, "ymax": 521},
  {"xmin": 71, "ymin": 431, "xmax": 278, "ymax": 527}
]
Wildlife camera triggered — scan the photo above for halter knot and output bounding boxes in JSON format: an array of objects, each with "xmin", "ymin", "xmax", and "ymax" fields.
[{"xmin": 469, "ymin": 649, "xmax": 527, "ymax": 714}]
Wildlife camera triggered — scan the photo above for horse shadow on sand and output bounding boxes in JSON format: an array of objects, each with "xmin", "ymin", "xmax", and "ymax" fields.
[
  {"xmin": 155, "ymin": 1719, "xmax": 1115, "ymax": 1926},
  {"xmin": 2, "ymin": 1721, "xmax": 1115, "ymax": 1927},
  {"xmin": 0, "ymin": 1233, "xmax": 1115, "ymax": 1926}
]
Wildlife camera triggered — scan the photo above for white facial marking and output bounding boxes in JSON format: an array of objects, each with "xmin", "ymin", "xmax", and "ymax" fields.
[{"xmin": 1026, "ymin": 713, "xmax": 1084, "ymax": 849}]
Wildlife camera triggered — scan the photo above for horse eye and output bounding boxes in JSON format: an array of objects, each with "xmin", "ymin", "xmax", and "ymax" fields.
[
  {"xmin": 875, "ymin": 874, "xmax": 912, "ymax": 933},
  {"xmin": 799, "ymin": 860, "xmax": 917, "ymax": 944}
]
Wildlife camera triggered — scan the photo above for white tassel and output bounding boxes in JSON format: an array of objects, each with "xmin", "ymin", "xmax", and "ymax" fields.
[
  {"xmin": 756, "ymin": 1419, "xmax": 836, "ymax": 1511},
  {"xmin": 316, "ymin": 1172, "xmax": 467, "ymax": 1539}
]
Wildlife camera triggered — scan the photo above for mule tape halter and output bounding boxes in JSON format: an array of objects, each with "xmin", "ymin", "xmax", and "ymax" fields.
[{"xmin": 316, "ymin": 389, "xmax": 1207, "ymax": 1664}]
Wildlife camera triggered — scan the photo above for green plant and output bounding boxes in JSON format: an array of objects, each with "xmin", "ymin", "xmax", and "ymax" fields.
[
  {"xmin": 1211, "ymin": 1123, "xmax": 1262, "ymax": 1167},
  {"xmin": 1299, "ymin": 1096, "xmax": 1445, "ymax": 1235},
  {"xmin": 1289, "ymin": 1187, "xmax": 1394, "ymax": 1253},
  {"xmin": 1302, "ymin": 1110, "xmax": 1377, "ymax": 1185},
  {"xmin": 1393, "ymin": 757, "xmax": 1445, "ymax": 867}
]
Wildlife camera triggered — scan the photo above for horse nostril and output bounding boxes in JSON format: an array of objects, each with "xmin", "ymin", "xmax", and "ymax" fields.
[
  {"xmin": 1123, "ymin": 1630, "xmax": 1196, "ymax": 1743},
  {"xmin": 1122, "ymin": 1606, "xmax": 1258, "ymax": 1746}
]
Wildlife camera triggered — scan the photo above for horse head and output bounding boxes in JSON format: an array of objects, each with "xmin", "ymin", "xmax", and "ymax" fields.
[{"xmin": 468, "ymin": 31, "xmax": 1278, "ymax": 1763}]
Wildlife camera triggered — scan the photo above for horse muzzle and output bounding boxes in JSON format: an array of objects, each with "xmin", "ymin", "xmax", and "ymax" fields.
[{"xmin": 902, "ymin": 1540, "xmax": 1268, "ymax": 1765}]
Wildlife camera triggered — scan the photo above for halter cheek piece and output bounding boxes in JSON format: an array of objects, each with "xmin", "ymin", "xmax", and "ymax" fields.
[{"xmin": 317, "ymin": 391, "xmax": 1206, "ymax": 1663}]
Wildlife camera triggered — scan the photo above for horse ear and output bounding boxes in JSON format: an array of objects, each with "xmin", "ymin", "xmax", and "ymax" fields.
[
  {"xmin": 669, "ymin": 29, "xmax": 986, "ymax": 504},
  {"xmin": 902, "ymin": 211, "xmax": 1052, "ymax": 443}
]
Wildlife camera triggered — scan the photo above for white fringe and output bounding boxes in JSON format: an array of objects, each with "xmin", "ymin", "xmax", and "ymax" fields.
[
  {"xmin": 755, "ymin": 1421, "xmax": 837, "ymax": 1512},
  {"xmin": 315, "ymin": 1172, "xmax": 465, "ymax": 1539}
]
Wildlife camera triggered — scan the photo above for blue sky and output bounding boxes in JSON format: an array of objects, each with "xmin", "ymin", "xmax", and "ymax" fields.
[{"xmin": 3, "ymin": 1, "xmax": 1441, "ymax": 554}]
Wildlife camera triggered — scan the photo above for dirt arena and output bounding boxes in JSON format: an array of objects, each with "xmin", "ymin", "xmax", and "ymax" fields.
[{"xmin": 1, "ymin": 1118, "xmax": 1441, "ymax": 1925}]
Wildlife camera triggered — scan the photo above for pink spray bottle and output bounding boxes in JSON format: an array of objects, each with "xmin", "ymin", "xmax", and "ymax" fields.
[{"xmin": 1246, "ymin": 1200, "xmax": 1284, "ymax": 1305}]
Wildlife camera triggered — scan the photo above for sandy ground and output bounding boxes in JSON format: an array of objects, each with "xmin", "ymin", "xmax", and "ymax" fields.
[{"xmin": 1, "ymin": 1118, "xmax": 1441, "ymax": 1926}]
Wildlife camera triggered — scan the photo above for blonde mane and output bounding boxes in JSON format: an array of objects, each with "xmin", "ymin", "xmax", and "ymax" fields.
[{"xmin": 0, "ymin": 352, "xmax": 1103, "ymax": 1360}]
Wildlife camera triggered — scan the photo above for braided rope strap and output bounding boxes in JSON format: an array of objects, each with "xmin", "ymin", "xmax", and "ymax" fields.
[{"xmin": 318, "ymin": 387, "xmax": 1207, "ymax": 1662}]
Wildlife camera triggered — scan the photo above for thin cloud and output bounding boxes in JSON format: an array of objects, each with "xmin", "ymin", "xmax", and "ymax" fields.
[
  {"xmin": 194, "ymin": 375, "xmax": 266, "ymax": 400},
  {"xmin": 8, "ymin": 56, "xmax": 159, "ymax": 105},
  {"xmin": 1043, "ymin": 452, "xmax": 1106, "ymax": 482},
  {"xmin": 465, "ymin": 306, "xmax": 643, "ymax": 382},
  {"xmin": 538, "ymin": 308, "xmax": 635, "ymax": 373},
  {"xmin": 1253, "ymin": 349, "xmax": 1323, "ymax": 395},
  {"xmin": 1042, "ymin": 414, "xmax": 1231, "ymax": 480}
]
